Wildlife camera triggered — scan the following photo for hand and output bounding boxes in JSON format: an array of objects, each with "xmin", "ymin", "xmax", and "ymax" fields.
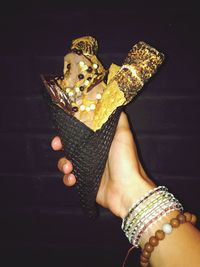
[{"xmin": 51, "ymin": 112, "xmax": 155, "ymax": 218}]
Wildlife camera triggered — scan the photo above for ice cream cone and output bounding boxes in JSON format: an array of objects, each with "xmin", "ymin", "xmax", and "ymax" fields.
[
  {"xmin": 40, "ymin": 38, "xmax": 165, "ymax": 219},
  {"xmin": 42, "ymin": 75, "xmax": 122, "ymax": 219}
]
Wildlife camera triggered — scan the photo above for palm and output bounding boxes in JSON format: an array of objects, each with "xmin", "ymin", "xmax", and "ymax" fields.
[
  {"xmin": 96, "ymin": 112, "xmax": 141, "ymax": 217},
  {"xmin": 53, "ymin": 112, "xmax": 152, "ymax": 218}
]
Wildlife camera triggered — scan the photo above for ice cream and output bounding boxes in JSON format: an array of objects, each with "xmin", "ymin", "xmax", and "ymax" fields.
[{"xmin": 41, "ymin": 36, "xmax": 164, "ymax": 218}]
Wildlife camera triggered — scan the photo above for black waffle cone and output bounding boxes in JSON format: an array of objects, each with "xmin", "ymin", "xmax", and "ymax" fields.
[{"xmin": 42, "ymin": 78, "xmax": 122, "ymax": 219}]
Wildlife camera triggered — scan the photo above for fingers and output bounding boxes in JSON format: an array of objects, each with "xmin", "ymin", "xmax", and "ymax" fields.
[
  {"xmin": 57, "ymin": 157, "xmax": 76, "ymax": 187},
  {"xmin": 52, "ymin": 137, "xmax": 76, "ymax": 187},
  {"xmin": 63, "ymin": 173, "xmax": 76, "ymax": 187},
  {"xmin": 57, "ymin": 157, "xmax": 73, "ymax": 173},
  {"xmin": 51, "ymin": 136, "xmax": 63, "ymax": 151}
]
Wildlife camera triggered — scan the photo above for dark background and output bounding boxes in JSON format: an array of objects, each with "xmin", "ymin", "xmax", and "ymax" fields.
[{"xmin": 0, "ymin": 1, "xmax": 200, "ymax": 266}]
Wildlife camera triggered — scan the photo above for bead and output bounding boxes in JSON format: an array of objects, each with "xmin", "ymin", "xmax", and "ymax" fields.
[
  {"xmin": 79, "ymin": 61, "xmax": 84, "ymax": 67},
  {"xmin": 177, "ymin": 214, "xmax": 186, "ymax": 224},
  {"xmin": 149, "ymin": 236, "xmax": 159, "ymax": 247},
  {"xmin": 87, "ymin": 66, "xmax": 93, "ymax": 73},
  {"xmin": 138, "ymin": 210, "xmax": 195, "ymax": 267},
  {"xmin": 80, "ymin": 105, "xmax": 85, "ymax": 111},
  {"xmin": 140, "ymin": 255, "xmax": 149, "ymax": 263},
  {"xmin": 65, "ymin": 88, "xmax": 70, "ymax": 93},
  {"xmin": 142, "ymin": 250, "xmax": 151, "ymax": 259},
  {"xmin": 84, "ymin": 80, "xmax": 90, "ymax": 86},
  {"xmin": 90, "ymin": 104, "xmax": 96, "ymax": 110},
  {"xmin": 75, "ymin": 87, "xmax": 80, "ymax": 93},
  {"xmin": 78, "ymin": 74, "xmax": 84, "ymax": 80},
  {"xmin": 191, "ymin": 214, "xmax": 197, "ymax": 225},
  {"xmin": 87, "ymin": 77, "xmax": 92, "ymax": 81},
  {"xmin": 170, "ymin": 218, "xmax": 180, "ymax": 228},
  {"xmin": 184, "ymin": 212, "xmax": 192, "ymax": 222},
  {"xmin": 80, "ymin": 86, "xmax": 84, "ymax": 91},
  {"xmin": 82, "ymin": 65, "xmax": 88, "ymax": 71},
  {"xmin": 155, "ymin": 230, "xmax": 165, "ymax": 240},
  {"xmin": 162, "ymin": 223, "xmax": 173, "ymax": 234},
  {"xmin": 68, "ymin": 91, "xmax": 74, "ymax": 97},
  {"xmin": 93, "ymin": 63, "xmax": 98, "ymax": 69},
  {"xmin": 96, "ymin": 93, "xmax": 102, "ymax": 99},
  {"xmin": 144, "ymin": 243, "xmax": 154, "ymax": 253},
  {"xmin": 72, "ymin": 106, "xmax": 78, "ymax": 112}
]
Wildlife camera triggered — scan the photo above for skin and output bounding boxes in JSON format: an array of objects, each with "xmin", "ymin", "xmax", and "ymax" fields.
[
  {"xmin": 51, "ymin": 112, "xmax": 200, "ymax": 267},
  {"xmin": 52, "ymin": 112, "xmax": 155, "ymax": 218}
]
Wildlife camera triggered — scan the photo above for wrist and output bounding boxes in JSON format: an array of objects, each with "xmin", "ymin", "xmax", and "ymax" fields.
[
  {"xmin": 121, "ymin": 185, "xmax": 184, "ymax": 249},
  {"xmin": 139, "ymin": 210, "xmax": 180, "ymax": 248},
  {"xmin": 119, "ymin": 175, "xmax": 156, "ymax": 219}
]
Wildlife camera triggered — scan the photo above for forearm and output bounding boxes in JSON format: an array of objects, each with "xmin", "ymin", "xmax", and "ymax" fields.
[
  {"xmin": 119, "ymin": 176, "xmax": 155, "ymax": 218},
  {"xmin": 140, "ymin": 211, "xmax": 200, "ymax": 267},
  {"xmin": 120, "ymin": 177, "xmax": 200, "ymax": 267}
]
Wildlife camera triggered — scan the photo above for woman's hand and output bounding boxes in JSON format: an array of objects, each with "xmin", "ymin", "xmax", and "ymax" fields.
[{"xmin": 51, "ymin": 112, "xmax": 155, "ymax": 218}]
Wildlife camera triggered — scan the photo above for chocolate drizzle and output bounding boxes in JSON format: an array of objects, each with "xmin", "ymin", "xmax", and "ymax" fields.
[
  {"xmin": 86, "ymin": 73, "xmax": 105, "ymax": 92},
  {"xmin": 41, "ymin": 74, "xmax": 73, "ymax": 115}
]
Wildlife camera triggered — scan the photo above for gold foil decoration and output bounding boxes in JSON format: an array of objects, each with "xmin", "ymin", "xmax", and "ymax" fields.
[
  {"xmin": 45, "ymin": 37, "xmax": 165, "ymax": 132},
  {"xmin": 70, "ymin": 36, "xmax": 98, "ymax": 56},
  {"xmin": 92, "ymin": 42, "xmax": 165, "ymax": 130},
  {"xmin": 115, "ymin": 41, "xmax": 165, "ymax": 104}
]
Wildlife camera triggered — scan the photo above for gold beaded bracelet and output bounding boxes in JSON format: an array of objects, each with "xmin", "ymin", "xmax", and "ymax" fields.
[{"xmin": 140, "ymin": 211, "xmax": 197, "ymax": 267}]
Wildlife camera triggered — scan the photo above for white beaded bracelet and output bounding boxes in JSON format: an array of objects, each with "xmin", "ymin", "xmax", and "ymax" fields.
[{"xmin": 121, "ymin": 186, "xmax": 183, "ymax": 247}]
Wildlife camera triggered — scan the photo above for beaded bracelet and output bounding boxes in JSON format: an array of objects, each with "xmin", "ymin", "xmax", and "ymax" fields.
[
  {"xmin": 122, "ymin": 186, "xmax": 167, "ymax": 229},
  {"xmin": 122, "ymin": 186, "xmax": 179, "ymax": 232},
  {"xmin": 132, "ymin": 202, "xmax": 183, "ymax": 247},
  {"xmin": 129, "ymin": 201, "xmax": 181, "ymax": 246},
  {"xmin": 140, "ymin": 211, "xmax": 197, "ymax": 267},
  {"xmin": 122, "ymin": 186, "xmax": 183, "ymax": 247}
]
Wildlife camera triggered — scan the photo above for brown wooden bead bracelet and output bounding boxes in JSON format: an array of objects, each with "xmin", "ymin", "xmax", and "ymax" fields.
[{"xmin": 140, "ymin": 211, "xmax": 197, "ymax": 267}]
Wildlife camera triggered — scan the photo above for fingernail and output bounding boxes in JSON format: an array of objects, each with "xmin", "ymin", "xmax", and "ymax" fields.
[
  {"xmin": 53, "ymin": 139, "xmax": 59, "ymax": 146},
  {"xmin": 68, "ymin": 174, "xmax": 75, "ymax": 183},
  {"xmin": 63, "ymin": 164, "xmax": 69, "ymax": 173},
  {"xmin": 68, "ymin": 174, "xmax": 73, "ymax": 181}
]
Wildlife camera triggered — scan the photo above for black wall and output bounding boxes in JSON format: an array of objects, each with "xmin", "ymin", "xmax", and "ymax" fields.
[{"xmin": 0, "ymin": 2, "xmax": 200, "ymax": 267}]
